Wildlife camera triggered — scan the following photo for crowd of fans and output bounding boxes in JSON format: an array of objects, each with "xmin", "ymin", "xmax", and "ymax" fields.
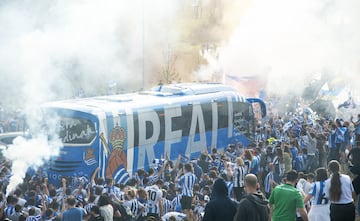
[{"xmin": 0, "ymin": 106, "xmax": 359, "ymax": 221}]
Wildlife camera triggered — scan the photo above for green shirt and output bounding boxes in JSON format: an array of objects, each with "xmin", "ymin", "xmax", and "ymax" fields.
[{"xmin": 269, "ymin": 183, "xmax": 304, "ymax": 221}]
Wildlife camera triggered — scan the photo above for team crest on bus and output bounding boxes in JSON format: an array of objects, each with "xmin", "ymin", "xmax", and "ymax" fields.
[
  {"xmin": 83, "ymin": 148, "xmax": 96, "ymax": 166},
  {"xmin": 106, "ymin": 126, "xmax": 128, "ymax": 179}
]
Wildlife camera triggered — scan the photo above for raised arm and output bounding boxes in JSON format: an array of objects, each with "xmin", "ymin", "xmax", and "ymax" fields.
[
  {"xmin": 90, "ymin": 167, "xmax": 101, "ymax": 185},
  {"xmin": 173, "ymin": 155, "xmax": 181, "ymax": 174},
  {"xmin": 174, "ymin": 168, "xmax": 183, "ymax": 183},
  {"xmin": 42, "ymin": 178, "xmax": 50, "ymax": 196},
  {"xmin": 41, "ymin": 194, "xmax": 48, "ymax": 217},
  {"xmin": 62, "ymin": 178, "xmax": 67, "ymax": 194}
]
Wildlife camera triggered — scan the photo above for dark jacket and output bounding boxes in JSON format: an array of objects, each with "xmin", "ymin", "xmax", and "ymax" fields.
[
  {"xmin": 198, "ymin": 158, "xmax": 210, "ymax": 173},
  {"xmin": 89, "ymin": 215, "xmax": 105, "ymax": 221},
  {"xmin": 233, "ymin": 193, "xmax": 269, "ymax": 221},
  {"xmin": 202, "ymin": 178, "xmax": 237, "ymax": 221}
]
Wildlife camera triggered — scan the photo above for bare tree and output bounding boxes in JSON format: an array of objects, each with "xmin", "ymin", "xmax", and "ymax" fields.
[{"xmin": 160, "ymin": 45, "xmax": 179, "ymax": 84}]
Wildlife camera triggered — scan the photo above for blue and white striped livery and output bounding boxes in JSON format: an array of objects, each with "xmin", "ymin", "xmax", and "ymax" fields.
[{"xmin": 42, "ymin": 83, "xmax": 266, "ymax": 185}]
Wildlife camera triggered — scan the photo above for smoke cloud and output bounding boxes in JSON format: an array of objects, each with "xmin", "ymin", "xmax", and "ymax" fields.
[
  {"xmin": 0, "ymin": 0, "xmax": 181, "ymax": 108},
  {"xmin": 4, "ymin": 134, "xmax": 62, "ymax": 194},
  {"xmin": 0, "ymin": 0, "xmax": 181, "ymax": 191},
  {"xmin": 196, "ymin": 0, "xmax": 360, "ymax": 99}
]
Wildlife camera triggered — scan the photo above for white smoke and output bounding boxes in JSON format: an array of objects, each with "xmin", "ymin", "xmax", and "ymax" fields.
[
  {"xmin": 0, "ymin": 0, "xmax": 181, "ymax": 192},
  {"xmin": 0, "ymin": 0, "xmax": 181, "ymax": 107},
  {"xmin": 3, "ymin": 106, "xmax": 63, "ymax": 194},
  {"xmin": 196, "ymin": 0, "xmax": 360, "ymax": 97},
  {"xmin": 4, "ymin": 134, "xmax": 62, "ymax": 194}
]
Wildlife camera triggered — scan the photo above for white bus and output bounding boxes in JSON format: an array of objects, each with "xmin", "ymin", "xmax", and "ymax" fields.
[{"xmin": 42, "ymin": 83, "xmax": 266, "ymax": 185}]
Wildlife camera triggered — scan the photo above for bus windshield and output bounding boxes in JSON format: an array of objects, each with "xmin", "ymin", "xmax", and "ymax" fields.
[{"xmin": 57, "ymin": 117, "xmax": 96, "ymax": 145}]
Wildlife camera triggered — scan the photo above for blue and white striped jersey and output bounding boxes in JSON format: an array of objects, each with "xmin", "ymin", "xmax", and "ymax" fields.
[
  {"xmin": 103, "ymin": 185, "xmax": 124, "ymax": 201},
  {"xmin": 123, "ymin": 199, "xmax": 144, "ymax": 218},
  {"xmin": 171, "ymin": 194, "xmax": 182, "ymax": 212},
  {"xmin": 148, "ymin": 174, "xmax": 159, "ymax": 185},
  {"xmin": 233, "ymin": 166, "xmax": 245, "ymax": 187},
  {"xmin": 84, "ymin": 202, "xmax": 96, "ymax": 214},
  {"xmin": 244, "ymin": 160, "xmax": 251, "ymax": 174},
  {"xmin": 309, "ymin": 181, "xmax": 329, "ymax": 205},
  {"xmin": 4, "ymin": 205, "xmax": 15, "ymax": 218},
  {"xmin": 162, "ymin": 198, "xmax": 172, "ymax": 214},
  {"xmin": 145, "ymin": 185, "xmax": 163, "ymax": 215},
  {"xmin": 138, "ymin": 198, "xmax": 148, "ymax": 217},
  {"xmin": 25, "ymin": 215, "xmax": 42, "ymax": 221},
  {"xmin": 72, "ymin": 188, "xmax": 87, "ymax": 203},
  {"xmin": 264, "ymin": 171, "xmax": 274, "ymax": 194},
  {"xmin": 178, "ymin": 172, "xmax": 196, "ymax": 197}
]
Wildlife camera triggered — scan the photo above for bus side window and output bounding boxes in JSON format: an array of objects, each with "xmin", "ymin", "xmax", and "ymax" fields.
[
  {"xmin": 218, "ymin": 101, "xmax": 228, "ymax": 129},
  {"xmin": 181, "ymin": 105, "xmax": 192, "ymax": 135},
  {"xmin": 201, "ymin": 102, "xmax": 213, "ymax": 132}
]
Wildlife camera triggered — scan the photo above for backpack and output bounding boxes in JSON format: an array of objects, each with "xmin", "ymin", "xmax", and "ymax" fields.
[{"xmin": 352, "ymin": 175, "xmax": 360, "ymax": 195}]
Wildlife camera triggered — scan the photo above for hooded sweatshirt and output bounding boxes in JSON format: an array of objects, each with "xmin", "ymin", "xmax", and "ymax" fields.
[
  {"xmin": 202, "ymin": 178, "xmax": 237, "ymax": 221},
  {"xmin": 233, "ymin": 193, "xmax": 269, "ymax": 221}
]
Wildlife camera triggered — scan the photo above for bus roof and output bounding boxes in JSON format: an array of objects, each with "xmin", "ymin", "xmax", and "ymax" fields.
[{"xmin": 43, "ymin": 83, "xmax": 248, "ymax": 113}]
